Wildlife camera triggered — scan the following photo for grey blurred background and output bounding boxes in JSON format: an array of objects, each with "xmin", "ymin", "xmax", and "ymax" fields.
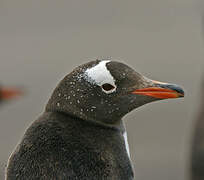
[{"xmin": 0, "ymin": 0, "xmax": 203, "ymax": 179}]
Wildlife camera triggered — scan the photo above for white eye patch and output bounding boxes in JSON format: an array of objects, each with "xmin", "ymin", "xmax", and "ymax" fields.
[{"xmin": 84, "ymin": 60, "xmax": 116, "ymax": 94}]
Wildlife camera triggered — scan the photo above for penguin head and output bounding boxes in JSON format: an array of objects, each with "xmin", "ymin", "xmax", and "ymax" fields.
[{"xmin": 46, "ymin": 60, "xmax": 184, "ymax": 125}]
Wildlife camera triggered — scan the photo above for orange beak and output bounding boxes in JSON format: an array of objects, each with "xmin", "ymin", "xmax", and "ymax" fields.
[
  {"xmin": 0, "ymin": 87, "xmax": 23, "ymax": 100},
  {"xmin": 132, "ymin": 81, "xmax": 184, "ymax": 99}
]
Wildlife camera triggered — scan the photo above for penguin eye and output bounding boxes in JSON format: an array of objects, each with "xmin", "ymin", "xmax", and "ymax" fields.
[{"xmin": 101, "ymin": 83, "xmax": 115, "ymax": 92}]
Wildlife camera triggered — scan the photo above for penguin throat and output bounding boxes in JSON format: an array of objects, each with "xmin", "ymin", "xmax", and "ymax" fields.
[{"xmin": 46, "ymin": 102, "xmax": 124, "ymax": 132}]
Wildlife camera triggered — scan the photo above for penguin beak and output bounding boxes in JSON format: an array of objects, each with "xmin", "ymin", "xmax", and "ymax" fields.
[
  {"xmin": 0, "ymin": 87, "xmax": 23, "ymax": 100},
  {"xmin": 132, "ymin": 80, "xmax": 184, "ymax": 99}
]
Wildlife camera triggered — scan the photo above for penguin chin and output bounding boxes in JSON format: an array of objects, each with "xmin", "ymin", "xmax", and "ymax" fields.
[
  {"xmin": 118, "ymin": 93, "xmax": 156, "ymax": 108},
  {"xmin": 91, "ymin": 94, "xmax": 158, "ymax": 124}
]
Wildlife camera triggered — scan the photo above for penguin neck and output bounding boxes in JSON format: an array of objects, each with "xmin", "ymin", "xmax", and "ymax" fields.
[
  {"xmin": 46, "ymin": 104, "xmax": 126, "ymax": 133},
  {"xmin": 70, "ymin": 111, "xmax": 126, "ymax": 132}
]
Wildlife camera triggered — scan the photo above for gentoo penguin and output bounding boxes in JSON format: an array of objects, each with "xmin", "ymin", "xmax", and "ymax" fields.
[
  {"xmin": 0, "ymin": 86, "xmax": 22, "ymax": 103},
  {"xmin": 6, "ymin": 60, "xmax": 184, "ymax": 180},
  {"xmin": 191, "ymin": 79, "xmax": 204, "ymax": 180}
]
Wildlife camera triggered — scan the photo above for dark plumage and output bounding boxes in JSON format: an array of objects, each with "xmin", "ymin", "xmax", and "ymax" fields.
[
  {"xmin": 6, "ymin": 60, "xmax": 184, "ymax": 180},
  {"xmin": 191, "ymin": 79, "xmax": 204, "ymax": 180}
]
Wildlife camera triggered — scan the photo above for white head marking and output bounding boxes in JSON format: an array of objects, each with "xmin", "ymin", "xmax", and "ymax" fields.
[{"xmin": 84, "ymin": 60, "xmax": 116, "ymax": 94}]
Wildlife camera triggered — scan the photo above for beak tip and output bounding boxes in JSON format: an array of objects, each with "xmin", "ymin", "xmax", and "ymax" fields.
[
  {"xmin": 178, "ymin": 93, "xmax": 185, "ymax": 98},
  {"xmin": 154, "ymin": 83, "xmax": 185, "ymax": 98}
]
